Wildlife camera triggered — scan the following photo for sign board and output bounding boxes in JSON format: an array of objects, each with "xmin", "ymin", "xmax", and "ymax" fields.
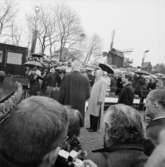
[
  {"xmin": 0, "ymin": 43, "xmax": 28, "ymax": 75},
  {"xmin": 7, "ymin": 52, "xmax": 22, "ymax": 65}
]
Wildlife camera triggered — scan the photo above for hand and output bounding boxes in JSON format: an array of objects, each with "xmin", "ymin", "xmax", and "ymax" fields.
[{"xmin": 83, "ymin": 159, "xmax": 98, "ymax": 167}]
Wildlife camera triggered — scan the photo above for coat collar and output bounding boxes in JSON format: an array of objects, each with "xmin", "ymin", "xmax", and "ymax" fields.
[
  {"xmin": 92, "ymin": 143, "xmax": 144, "ymax": 153},
  {"xmin": 147, "ymin": 117, "xmax": 165, "ymax": 129}
]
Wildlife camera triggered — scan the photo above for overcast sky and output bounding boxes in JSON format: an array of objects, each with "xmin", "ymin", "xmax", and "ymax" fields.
[{"xmin": 15, "ymin": 0, "xmax": 164, "ymax": 66}]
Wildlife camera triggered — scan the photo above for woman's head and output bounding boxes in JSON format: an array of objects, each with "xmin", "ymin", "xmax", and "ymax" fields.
[
  {"xmin": 65, "ymin": 106, "xmax": 82, "ymax": 137},
  {"xmin": 0, "ymin": 96, "xmax": 69, "ymax": 167},
  {"xmin": 103, "ymin": 104, "xmax": 144, "ymax": 147}
]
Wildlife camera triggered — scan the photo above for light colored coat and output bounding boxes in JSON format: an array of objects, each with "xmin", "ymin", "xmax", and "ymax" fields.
[{"xmin": 86, "ymin": 77, "xmax": 107, "ymax": 129}]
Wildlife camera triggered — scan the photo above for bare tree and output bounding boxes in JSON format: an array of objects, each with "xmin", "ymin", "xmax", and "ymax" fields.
[
  {"xmin": 37, "ymin": 8, "xmax": 52, "ymax": 54},
  {"xmin": 47, "ymin": 23, "xmax": 58, "ymax": 56},
  {"xmin": 54, "ymin": 5, "xmax": 83, "ymax": 61},
  {"xmin": 26, "ymin": 4, "xmax": 83, "ymax": 58},
  {"xmin": 27, "ymin": 7, "xmax": 56, "ymax": 54},
  {"xmin": 84, "ymin": 34, "xmax": 102, "ymax": 64},
  {"xmin": 9, "ymin": 21, "xmax": 22, "ymax": 45},
  {"xmin": 0, "ymin": 0, "xmax": 17, "ymax": 36}
]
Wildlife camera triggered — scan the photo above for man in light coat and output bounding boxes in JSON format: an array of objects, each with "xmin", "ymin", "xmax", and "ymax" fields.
[{"xmin": 87, "ymin": 69, "xmax": 107, "ymax": 132}]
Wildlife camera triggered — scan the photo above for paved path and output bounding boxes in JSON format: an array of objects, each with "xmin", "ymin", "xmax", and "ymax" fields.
[{"xmin": 79, "ymin": 128, "xmax": 104, "ymax": 153}]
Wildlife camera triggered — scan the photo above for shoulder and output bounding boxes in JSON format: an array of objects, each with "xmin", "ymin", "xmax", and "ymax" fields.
[
  {"xmin": 88, "ymin": 152, "xmax": 108, "ymax": 167},
  {"xmin": 76, "ymin": 72, "xmax": 89, "ymax": 82}
]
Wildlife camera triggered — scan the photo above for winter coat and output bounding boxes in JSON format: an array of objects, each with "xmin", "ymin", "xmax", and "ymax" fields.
[
  {"xmin": 88, "ymin": 77, "xmax": 107, "ymax": 117},
  {"xmin": 88, "ymin": 144, "xmax": 148, "ymax": 167},
  {"xmin": 59, "ymin": 71, "xmax": 90, "ymax": 125},
  {"xmin": 118, "ymin": 84, "xmax": 134, "ymax": 106},
  {"xmin": 29, "ymin": 74, "xmax": 40, "ymax": 95}
]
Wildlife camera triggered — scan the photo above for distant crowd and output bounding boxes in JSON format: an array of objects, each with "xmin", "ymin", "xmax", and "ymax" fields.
[{"xmin": 25, "ymin": 61, "xmax": 162, "ymax": 109}]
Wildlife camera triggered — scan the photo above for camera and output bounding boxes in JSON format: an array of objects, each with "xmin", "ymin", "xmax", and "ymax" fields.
[{"xmin": 54, "ymin": 149, "xmax": 84, "ymax": 167}]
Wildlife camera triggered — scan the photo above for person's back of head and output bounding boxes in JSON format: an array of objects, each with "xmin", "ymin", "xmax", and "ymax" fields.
[
  {"xmin": 62, "ymin": 106, "xmax": 82, "ymax": 151},
  {"xmin": 0, "ymin": 96, "xmax": 69, "ymax": 167},
  {"xmin": 90, "ymin": 104, "xmax": 147, "ymax": 167},
  {"xmin": 103, "ymin": 104, "xmax": 144, "ymax": 147},
  {"xmin": 72, "ymin": 60, "xmax": 81, "ymax": 72},
  {"xmin": 65, "ymin": 106, "xmax": 82, "ymax": 138}
]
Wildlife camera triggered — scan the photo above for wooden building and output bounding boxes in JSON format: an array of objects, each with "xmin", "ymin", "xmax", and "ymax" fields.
[
  {"xmin": 107, "ymin": 48, "xmax": 124, "ymax": 68},
  {"xmin": 0, "ymin": 43, "xmax": 28, "ymax": 75}
]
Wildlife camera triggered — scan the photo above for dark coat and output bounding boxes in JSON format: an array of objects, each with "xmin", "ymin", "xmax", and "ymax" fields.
[
  {"xmin": 29, "ymin": 75, "xmax": 40, "ymax": 95},
  {"xmin": 147, "ymin": 82, "xmax": 156, "ymax": 91},
  {"xmin": 0, "ymin": 152, "xmax": 38, "ymax": 167},
  {"xmin": 116, "ymin": 77, "xmax": 123, "ymax": 95},
  {"xmin": 135, "ymin": 76, "xmax": 146, "ymax": 96},
  {"xmin": 59, "ymin": 71, "xmax": 90, "ymax": 124},
  {"xmin": 118, "ymin": 84, "xmax": 134, "ymax": 106},
  {"xmin": 45, "ymin": 72, "xmax": 61, "ymax": 87},
  {"xmin": 146, "ymin": 117, "xmax": 165, "ymax": 145},
  {"xmin": 88, "ymin": 144, "xmax": 148, "ymax": 167}
]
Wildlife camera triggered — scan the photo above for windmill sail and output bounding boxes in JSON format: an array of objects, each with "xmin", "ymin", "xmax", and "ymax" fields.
[{"xmin": 110, "ymin": 30, "xmax": 115, "ymax": 50}]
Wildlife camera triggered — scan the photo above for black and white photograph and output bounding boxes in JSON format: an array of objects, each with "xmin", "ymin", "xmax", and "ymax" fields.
[{"xmin": 0, "ymin": 0, "xmax": 164, "ymax": 166}]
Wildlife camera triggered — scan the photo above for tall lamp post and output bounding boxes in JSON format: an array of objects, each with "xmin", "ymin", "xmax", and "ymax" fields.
[
  {"xmin": 30, "ymin": 6, "xmax": 40, "ymax": 55},
  {"xmin": 141, "ymin": 50, "xmax": 150, "ymax": 68}
]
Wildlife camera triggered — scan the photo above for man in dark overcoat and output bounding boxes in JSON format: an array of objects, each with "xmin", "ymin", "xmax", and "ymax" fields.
[
  {"xmin": 118, "ymin": 79, "xmax": 134, "ymax": 106},
  {"xmin": 59, "ymin": 61, "xmax": 90, "ymax": 126}
]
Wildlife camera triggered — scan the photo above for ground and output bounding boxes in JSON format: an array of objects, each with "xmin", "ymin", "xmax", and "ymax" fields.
[{"xmin": 79, "ymin": 128, "xmax": 104, "ymax": 153}]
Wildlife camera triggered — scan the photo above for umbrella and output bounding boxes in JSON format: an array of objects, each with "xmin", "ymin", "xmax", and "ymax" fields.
[
  {"xmin": 135, "ymin": 70, "xmax": 150, "ymax": 76},
  {"xmin": 99, "ymin": 63, "xmax": 114, "ymax": 74},
  {"xmin": 32, "ymin": 53, "xmax": 43, "ymax": 58},
  {"xmin": 24, "ymin": 61, "xmax": 43, "ymax": 68}
]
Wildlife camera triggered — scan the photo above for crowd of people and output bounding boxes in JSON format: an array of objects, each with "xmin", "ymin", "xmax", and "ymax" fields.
[{"xmin": 0, "ymin": 60, "xmax": 165, "ymax": 166}]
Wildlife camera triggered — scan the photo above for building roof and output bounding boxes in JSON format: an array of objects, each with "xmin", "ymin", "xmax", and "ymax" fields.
[{"xmin": 0, "ymin": 43, "xmax": 28, "ymax": 50}]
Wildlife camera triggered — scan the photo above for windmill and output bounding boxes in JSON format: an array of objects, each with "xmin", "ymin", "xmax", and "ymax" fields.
[
  {"xmin": 110, "ymin": 29, "xmax": 115, "ymax": 50},
  {"xmin": 107, "ymin": 30, "xmax": 134, "ymax": 67},
  {"xmin": 110, "ymin": 30, "xmax": 134, "ymax": 54},
  {"xmin": 141, "ymin": 50, "xmax": 150, "ymax": 66}
]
